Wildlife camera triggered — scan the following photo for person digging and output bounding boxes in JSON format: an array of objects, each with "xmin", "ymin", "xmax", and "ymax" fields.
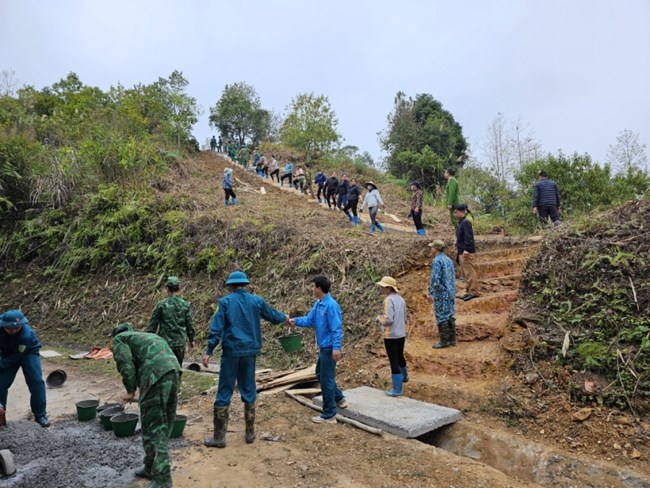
[
  {"xmin": 202, "ymin": 271, "xmax": 290, "ymax": 448},
  {"xmin": 112, "ymin": 323, "xmax": 180, "ymax": 488},
  {"xmin": 427, "ymin": 240, "xmax": 457, "ymax": 348},
  {"xmin": 0, "ymin": 310, "xmax": 50, "ymax": 428}
]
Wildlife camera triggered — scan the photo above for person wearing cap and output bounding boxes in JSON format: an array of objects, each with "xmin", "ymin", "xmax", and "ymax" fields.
[
  {"xmin": 342, "ymin": 177, "xmax": 362, "ymax": 225},
  {"xmin": 0, "ymin": 310, "xmax": 49, "ymax": 427},
  {"xmin": 290, "ymin": 275, "xmax": 345, "ymax": 423},
  {"xmin": 454, "ymin": 204, "xmax": 479, "ymax": 301},
  {"xmin": 409, "ymin": 181, "xmax": 426, "ymax": 236},
  {"xmin": 360, "ymin": 181, "xmax": 385, "ymax": 233},
  {"xmin": 427, "ymin": 241, "xmax": 457, "ymax": 348},
  {"xmin": 374, "ymin": 277, "xmax": 408, "ymax": 396},
  {"xmin": 111, "ymin": 323, "xmax": 180, "ymax": 487},
  {"xmin": 532, "ymin": 170, "xmax": 560, "ymax": 226},
  {"xmin": 202, "ymin": 271, "xmax": 290, "ymax": 448},
  {"xmin": 444, "ymin": 168, "xmax": 461, "ymax": 229},
  {"xmin": 146, "ymin": 276, "xmax": 195, "ymax": 368},
  {"xmin": 223, "ymin": 168, "xmax": 237, "ymax": 206}
]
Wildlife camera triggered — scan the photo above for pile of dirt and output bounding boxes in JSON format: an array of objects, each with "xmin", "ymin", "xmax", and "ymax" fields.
[{"xmin": 512, "ymin": 199, "xmax": 650, "ymax": 413}]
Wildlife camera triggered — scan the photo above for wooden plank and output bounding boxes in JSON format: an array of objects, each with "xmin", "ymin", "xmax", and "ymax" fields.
[
  {"xmin": 259, "ymin": 382, "xmax": 302, "ymax": 395},
  {"xmin": 285, "ymin": 387, "xmax": 322, "ymax": 396},
  {"xmin": 257, "ymin": 365, "xmax": 317, "ymax": 391},
  {"xmin": 284, "ymin": 391, "xmax": 382, "ymax": 436}
]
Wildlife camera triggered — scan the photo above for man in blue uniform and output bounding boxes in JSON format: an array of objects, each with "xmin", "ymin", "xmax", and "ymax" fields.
[
  {"xmin": 202, "ymin": 271, "xmax": 289, "ymax": 448},
  {"xmin": 0, "ymin": 310, "xmax": 49, "ymax": 427}
]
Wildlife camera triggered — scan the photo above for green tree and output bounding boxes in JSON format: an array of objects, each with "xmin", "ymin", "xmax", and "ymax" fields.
[
  {"xmin": 209, "ymin": 82, "xmax": 268, "ymax": 146},
  {"xmin": 380, "ymin": 92, "xmax": 467, "ymax": 189},
  {"xmin": 280, "ymin": 93, "xmax": 340, "ymax": 161}
]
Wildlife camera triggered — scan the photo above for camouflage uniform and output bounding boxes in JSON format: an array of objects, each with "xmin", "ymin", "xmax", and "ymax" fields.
[
  {"xmin": 113, "ymin": 330, "xmax": 180, "ymax": 488},
  {"xmin": 428, "ymin": 252, "xmax": 457, "ymax": 348},
  {"xmin": 146, "ymin": 296, "xmax": 194, "ymax": 366}
]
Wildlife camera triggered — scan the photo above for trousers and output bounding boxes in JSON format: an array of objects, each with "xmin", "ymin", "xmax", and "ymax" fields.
[
  {"xmin": 215, "ymin": 355, "xmax": 257, "ymax": 407},
  {"xmin": 0, "ymin": 352, "xmax": 47, "ymax": 419}
]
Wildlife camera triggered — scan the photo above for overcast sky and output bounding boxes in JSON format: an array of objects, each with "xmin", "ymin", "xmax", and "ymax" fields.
[{"xmin": 1, "ymin": 0, "xmax": 648, "ymax": 165}]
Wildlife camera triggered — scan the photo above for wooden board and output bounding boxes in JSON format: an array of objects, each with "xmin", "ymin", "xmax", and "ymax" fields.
[{"xmin": 257, "ymin": 365, "xmax": 317, "ymax": 391}]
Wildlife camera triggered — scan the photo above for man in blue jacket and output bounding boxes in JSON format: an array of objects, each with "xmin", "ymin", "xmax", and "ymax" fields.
[
  {"xmin": 314, "ymin": 170, "xmax": 327, "ymax": 203},
  {"xmin": 0, "ymin": 310, "xmax": 49, "ymax": 427},
  {"xmin": 532, "ymin": 170, "xmax": 561, "ymax": 226},
  {"xmin": 202, "ymin": 271, "xmax": 289, "ymax": 448},
  {"xmin": 290, "ymin": 275, "xmax": 346, "ymax": 424}
]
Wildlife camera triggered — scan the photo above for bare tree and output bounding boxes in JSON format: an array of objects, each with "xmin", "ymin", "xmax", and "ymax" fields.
[
  {"xmin": 0, "ymin": 69, "xmax": 19, "ymax": 97},
  {"xmin": 482, "ymin": 112, "xmax": 513, "ymax": 184},
  {"xmin": 511, "ymin": 117, "xmax": 543, "ymax": 167},
  {"xmin": 606, "ymin": 129, "xmax": 648, "ymax": 173}
]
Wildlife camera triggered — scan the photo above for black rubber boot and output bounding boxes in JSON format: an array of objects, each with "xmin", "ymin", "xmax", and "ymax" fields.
[
  {"xmin": 204, "ymin": 406, "xmax": 228, "ymax": 448},
  {"xmin": 135, "ymin": 466, "xmax": 153, "ymax": 479},
  {"xmin": 432, "ymin": 321, "xmax": 451, "ymax": 349},
  {"xmin": 448, "ymin": 317, "xmax": 457, "ymax": 346},
  {"xmin": 244, "ymin": 403, "xmax": 256, "ymax": 444}
]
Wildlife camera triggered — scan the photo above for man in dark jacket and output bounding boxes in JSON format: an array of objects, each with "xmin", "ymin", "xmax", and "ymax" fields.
[
  {"xmin": 532, "ymin": 171, "xmax": 560, "ymax": 226},
  {"xmin": 454, "ymin": 204, "xmax": 479, "ymax": 301},
  {"xmin": 202, "ymin": 271, "xmax": 289, "ymax": 448},
  {"xmin": 0, "ymin": 310, "xmax": 49, "ymax": 427},
  {"xmin": 325, "ymin": 172, "xmax": 339, "ymax": 209},
  {"xmin": 336, "ymin": 174, "xmax": 350, "ymax": 210},
  {"xmin": 314, "ymin": 170, "xmax": 327, "ymax": 203},
  {"xmin": 343, "ymin": 177, "xmax": 362, "ymax": 225}
]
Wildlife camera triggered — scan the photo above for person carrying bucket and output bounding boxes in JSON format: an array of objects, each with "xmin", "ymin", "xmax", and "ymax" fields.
[
  {"xmin": 146, "ymin": 276, "xmax": 195, "ymax": 369},
  {"xmin": 0, "ymin": 310, "xmax": 50, "ymax": 428},
  {"xmin": 111, "ymin": 323, "xmax": 180, "ymax": 488},
  {"xmin": 360, "ymin": 181, "xmax": 385, "ymax": 233},
  {"xmin": 202, "ymin": 271, "xmax": 290, "ymax": 448}
]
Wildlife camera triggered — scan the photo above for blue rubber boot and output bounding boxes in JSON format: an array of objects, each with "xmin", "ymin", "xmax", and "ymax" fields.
[
  {"xmin": 370, "ymin": 224, "xmax": 376, "ymax": 233},
  {"xmin": 376, "ymin": 222, "xmax": 385, "ymax": 233},
  {"xmin": 353, "ymin": 216, "xmax": 359, "ymax": 226},
  {"xmin": 232, "ymin": 198, "xmax": 238, "ymax": 205},
  {"xmin": 416, "ymin": 228, "xmax": 426, "ymax": 236},
  {"xmin": 385, "ymin": 374, "xmax": 403, "ymax": 397},
  {"xmin": 224, "ymin": 199, "xmax": 229, "ymax": 206},
  {"xmin": 401, "ymin": 366, "xmax": 409, "ymax": 383}
]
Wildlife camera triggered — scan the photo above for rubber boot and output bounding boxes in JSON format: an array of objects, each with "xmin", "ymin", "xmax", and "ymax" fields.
[
  {"xmin": 204, "ymin": 406, "xmax": 228, "ymax": 448},
  {"xmin": 353, "ymin": 215, "xmax": 359, "ymax": 226},
  {"xmin": 385, "ymin": 374, "xmax": 403, "ymax": 397},
  {"xmin": 232, "ymin": 198, "xmax": 238, "ymax": 205},
  {"xmin": 376, "ymin": 222, "xmax": 385, "ymax": 233},
  {"xmin": 448, "ymin": 317, "xmax": 457, "ymax": 346},
  {"xmin": 400, "ymin": 366, "xmax": 409, "ymax": 383},
  {"xmin": 432, "ymin": 321, "xmax": 451, "ymax": 349},
  {"xmin": 370, "ymin": 224, "xmax": 376, "ymax": 233},
  {"xmin": 417, "ymin": 228, "xmax": 426, "ymax": 236},
  {"xmin": 244, "ymin": 403, "xmax": 256, "ymax": 444},
  {"xmin": 224, "ymin": 199, "xmax": 229, "ymax": 206}
]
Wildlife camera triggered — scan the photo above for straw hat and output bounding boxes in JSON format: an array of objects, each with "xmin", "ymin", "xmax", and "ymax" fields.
[
  {"xmin": 365, "ymin": 181, "xmax": 377, "ymax": 189},
  {"xmin": 375, "ymin": 276, "xmax": 399, "ymax": 293}
]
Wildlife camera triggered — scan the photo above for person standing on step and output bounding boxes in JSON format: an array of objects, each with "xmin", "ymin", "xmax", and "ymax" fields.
[
  {"xmin": 210, "ymin": 136, "xmax": 217, "ymax": 152},
  {"xmin": 314, "ymin": 169, "xmax": 327, "ymax": 203},
  {"xmin": 202, "ymin": 271, "xmax": 290, "ymax": 448},
  {"xmin": 0, "ymin": 310, "xmax": 50, "ymax": 428},
  {"xmin": 325, "ymin": 171, "xmax": 339, "ymax": 209},
  {"xmin": 217, "ymin": 136, "xmax": 223, "ymax": 153},
  {"xmin": 532, "ymin": 170, "xmax": 561, "ymax": 227},
  {"xmin": 293, "ymin": 165, "xmax": 306, "ymax": 192},
  {"xmin": 223, "ymin": 168, "xmax": 237, "ymax": 206},
  {"xmin": 269, "ymin": 155, "xmax": 280, "ymax": 182},
  {"xmin": 360, "ymin": 181, "xmax": 385, "ymax": 233},
  {"xmin": 409, "ymin": 181, "xmax": 426, "ymax": 236},
  {"xmin": 111, "ymin": 323, "xmax": 180, "ymax": 488},
  {"xmin": 444, "ymin": 168, "xmax": 461, "ymax": 229},
  {"xmin": 280, "ymin": 159, "xmax": 293, "ymax": 187},
  {"xmin": 427, "ymin": 240, "xmax": 457, "ymax": 348},
  {"xmin": 373, "ymin": 277, "xmax": 408, "ymax": 397},
  {"xmin": 146, "ymin": 276, "xmax": 195, "ymax": 369},
  {"xmin": 342, "ymin": 177, "xmax": 361, "ymax": 225},
  {"xmin": 336, "ymin": 174, "xmax": 349, "ymax": 210},
  {"xmin": 261, "ymin": 155, "xmax": 269, "ymax": 179},
  {"xmin": 454, "ymin": 204, "xmax": 479, "ymax": 301},
  {"xmin": 290, "ymin": 275, "xmax": 346, "ymax": 424}
]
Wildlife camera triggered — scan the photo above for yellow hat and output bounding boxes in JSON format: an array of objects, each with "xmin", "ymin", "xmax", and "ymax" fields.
[{"xmin": 375, "ymin": 276, "xmax": 399, "ymax": 293}]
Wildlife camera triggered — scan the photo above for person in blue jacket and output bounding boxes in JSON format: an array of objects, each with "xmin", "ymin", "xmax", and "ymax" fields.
[
  {"xmin": 223, "ymin": 168, "xmax": 237, "ymax": 206},
  {"xmin": 532, "ymin": 170, "xmax": 561, "ymax": 226},
  {"xmin": 202, "ymin": 271, "xmax": 289, "ymax": 448},
  {"xmin": 0, "ymin": 310, "xmax": 49, "ymax": 427},
  {"xmin": 314, "ymin": 170, "xmax": 327, "ymax": 203},
  {"xmin": 290, "ymin": 275, "xmax": 346, "ymax": 424}
]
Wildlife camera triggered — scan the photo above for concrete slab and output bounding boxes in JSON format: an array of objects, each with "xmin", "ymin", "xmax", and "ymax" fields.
[{"xmin": 314, "ymin": 386, "xmax": 462, "ymax": 438}]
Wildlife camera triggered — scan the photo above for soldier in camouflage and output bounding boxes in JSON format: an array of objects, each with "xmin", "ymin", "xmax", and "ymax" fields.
[
  {"xmin": 146, "ymin": 276, "xmax": 195, "ymax": 367},
  {"xmin": 112, "ymin": 323, "xmax": 180, "ymax": 488}
]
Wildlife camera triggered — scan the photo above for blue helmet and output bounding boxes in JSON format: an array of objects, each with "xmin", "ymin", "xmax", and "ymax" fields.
[
  {"xmin": 225, "ymin": 271, "xmax": 250, "ymax": 285},
  {"xmin": 1, "ymin": 309, "xmax": 29, "ymax": 328}
]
